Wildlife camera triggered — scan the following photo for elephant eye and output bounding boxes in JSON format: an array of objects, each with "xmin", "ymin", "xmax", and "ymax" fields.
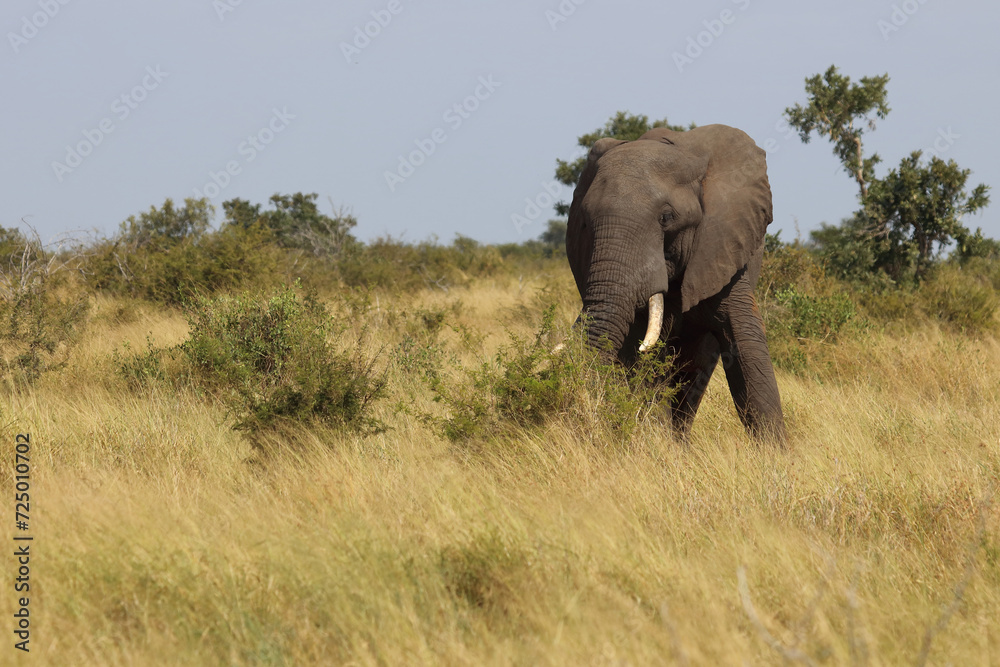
[{"xmin": 659, "ymin": 212, "xmax": 673, "ymax": 225}]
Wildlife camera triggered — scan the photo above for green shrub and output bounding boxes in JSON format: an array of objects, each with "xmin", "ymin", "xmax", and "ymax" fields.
[
  {"xmin": 764, "ymin": 288, "xmax": 860, "ymax": 373},
  {"xmin": 915, "ymin": 264, "xmax": 999, "ymax": 333},
  {"xmin": 851, "ymin": 260, "xmax": 999, "ymax": 333},
  {"xmin": 758, "ymin": 239, "xmax": 827, "ymax": 297},
  {"xmin": 112, "ymin": 336, "xmax": 169, "ymax": 388},
  {"xmin": 769, "ymin": 288, "xmax": 857, "ymax": 341},
  {"xmin": 223, "ymin": 193, "xmax": 358, "ymax": 258},
  {"xmin": 336, "ymin": 235, "xmax": 508, "ymax": 291},
  {"xmin": 87, "ymin": 198, "xmax": 569, "ymax": 300},
  {"xmin": 759, "ymin": 238, "xmax": 867, "ymax": 372},
  {"xmin": 0, "ymin": 229, "xmax": 89, "ymax": 383},
  {"xmin": 122, "ymin": 197, "xmax": 212, "ymax": 249},
  {"xmin": 430, "ymin": 307, "xmax": 675, "ymax": 445},
  {"xmin": 0, "ymin": 226, "xmax": 26, "ymax": 259},
  {"xmin": 87, "ymin": 199, "xmax": 284, "ymax": 305},
  {"xmin": 953, "ymin": 227, "xmax": 1000, "ymax": 262},
  {"xmin": 807, "ymin": 216, "xmax": 891, "ymax": 285},
  {"xmin": 393, "ymin": 335, "xmax": 446, "ymax": 383},
  {"xmin": 948, "ymin": 256, "xmax": 1000, "ymax": 291},
  {"xmin": 179, "ymin": 284, "xmax": 386, "ymax": 435},
  {"xmin": 388, "ymin": 304, "xmax": 457, "ymax": 384},
  {"xmin": 855, "ymin": 285, "xmax": 917, "ymax": 324}
]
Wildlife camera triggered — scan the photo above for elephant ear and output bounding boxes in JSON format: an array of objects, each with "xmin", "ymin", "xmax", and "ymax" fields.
[
  {"xmin": 568, "ymin": 137, "xmax": 627, "ymax": 229},
  {"xmin": 590, "ymin": 136, "xmax": 627, "ymax": 155},
  {"xmin": 660, "ymin": 125, "xmax": 772, "ymax": 312},
  {"xmin": 576, "ymin": 137, "xmax": 627, "ymax": 190}
]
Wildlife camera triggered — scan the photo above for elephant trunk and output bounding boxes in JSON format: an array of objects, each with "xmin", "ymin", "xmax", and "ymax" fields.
[
  {"xmin": 582, "ymin": 267, "xmax": 633, "ymax": 353},
  {"xmin": 580, "ymin": 216, "xmax": 670, "ymax": 354}
]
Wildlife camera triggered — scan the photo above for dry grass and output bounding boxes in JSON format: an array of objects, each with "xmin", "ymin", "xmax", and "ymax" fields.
[{"xmin": 1, "ymin": 271, "xmax": 998, "ymax": 665}]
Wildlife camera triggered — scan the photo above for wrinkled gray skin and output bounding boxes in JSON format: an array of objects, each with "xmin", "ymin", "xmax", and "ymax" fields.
[{"xmin": 567, "ymin": 124, "xmax": 786, "ymax": 442}]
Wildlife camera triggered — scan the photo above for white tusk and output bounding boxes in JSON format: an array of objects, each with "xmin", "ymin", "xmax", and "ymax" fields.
[
  {"xmin": 551, "ymin": 342, "xmax": 566, "ymax": 354},
  {"xmin": 638, "ymin": 292, "xmax": 664, "ymax": 352}
]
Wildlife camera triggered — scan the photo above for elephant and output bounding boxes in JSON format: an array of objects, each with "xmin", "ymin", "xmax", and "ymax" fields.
[{"xmin": 565, "ymin": 123, "xmax": 786, "ymax": 442}]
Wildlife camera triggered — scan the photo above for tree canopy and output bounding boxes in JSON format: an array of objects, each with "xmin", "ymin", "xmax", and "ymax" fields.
[
  {"xmin": 785, "ymin": 65, "xmax": 992, "ymax": 282},
  {"xmin": 121, "ymin": 197, "xmax": 213, "ymax": 251},
  {"xmin": 784, "ymin": 66, "xmax": 890, "ymax": 200},
  {"xmin": 866, "ymin": 152, "xmax": 990, "ymax": 278},
  {"xmin": 224, "ymin": 192, "xmax": 357, "ymax": 258}
]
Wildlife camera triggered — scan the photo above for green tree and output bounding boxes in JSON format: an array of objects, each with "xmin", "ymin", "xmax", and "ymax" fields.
[
  {"xmin": 223, "ymin": 193, "xmax": 357, "ymax": 258},
  {"xmin": 0, "ymin": 225, "xmax": 26, "ymax": 258},
  {"xmin": 540, "ymin": 219, "xmax": 566, "ymax": 247},
  {"xmin": 786, "ymin": 65, "xmax": 992, "ymax": 282},
  {"xmin": 88, "ymin": 197, "xmax": 284, "ymax": 304},
  {"xmin": 866, "ymin": 152, "xmax": 990, "ymax": 279},
  {"xmin": 807, "ymin": 215, "xmax": 883, "ymax": 284},
  {"xmin": 122, "ymin": 197, "xmax": 213, "ymax": 251},
  {"xmin": 954, "ymin": 227, "xmax": 1000, "ymax": 262},
  {"xmin": 221, "ymin": 198, "xmax": 262, "ymax": 230},
  {"xmin": 553, "ymin": 111, "xmax": 693, "ymax": 215},
  {"xmin": 784, "ymin": 65, "xmax": 890, "ymax": 200},
  {"xmin": 536, "ymin": 219, "xmax": 567, "ymax": 257}
]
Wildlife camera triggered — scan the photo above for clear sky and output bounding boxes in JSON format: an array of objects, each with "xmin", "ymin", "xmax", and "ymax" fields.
[{"xmin": 3, "ymin": 0, "xmax": 998, "ymax": 246}]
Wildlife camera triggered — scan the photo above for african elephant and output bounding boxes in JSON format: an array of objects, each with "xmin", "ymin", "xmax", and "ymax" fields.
[{"xmin": 566, "ymin": 124, "xmax": 785, "ymax": 442}]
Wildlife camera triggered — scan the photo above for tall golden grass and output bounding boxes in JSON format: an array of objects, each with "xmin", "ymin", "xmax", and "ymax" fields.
[{"xmin": 1, "ymin": 272, "xmax": 998, "ymax": 666}]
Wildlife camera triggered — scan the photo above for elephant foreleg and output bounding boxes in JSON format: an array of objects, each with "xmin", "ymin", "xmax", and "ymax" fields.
[
  {"xmin": 670, "ymin": 332, "xmax": 720, "ymax": 440},
  {"xmin": 719, "ymin": 298, "xmax": 786, "ymax": 443}
]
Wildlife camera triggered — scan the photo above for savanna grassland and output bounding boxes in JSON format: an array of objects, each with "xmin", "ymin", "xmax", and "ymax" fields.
[{"xmin": 1, "ymin": 218, "xmax": 999, "ymax": 666}]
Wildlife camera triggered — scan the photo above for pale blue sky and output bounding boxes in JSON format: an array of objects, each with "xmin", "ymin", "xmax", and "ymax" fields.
[{"xmin": 3, "ymin": 1, "xmax": 998, "ymax": 245}]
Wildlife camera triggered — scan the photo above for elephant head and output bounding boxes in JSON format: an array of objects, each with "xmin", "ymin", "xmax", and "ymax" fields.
[{"xmin": 566, "ymin": 124, "xmax": 773, "ymax": 353}]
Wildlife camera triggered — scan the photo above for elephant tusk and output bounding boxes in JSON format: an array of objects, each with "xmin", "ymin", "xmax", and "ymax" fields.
[
  {"xmin": 638, "ymin": 293, "xmax": 664, "ymax": 352},
  {"xmin": 551, "ymin": 342, "xmax": 566, "ymax": 354}
]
